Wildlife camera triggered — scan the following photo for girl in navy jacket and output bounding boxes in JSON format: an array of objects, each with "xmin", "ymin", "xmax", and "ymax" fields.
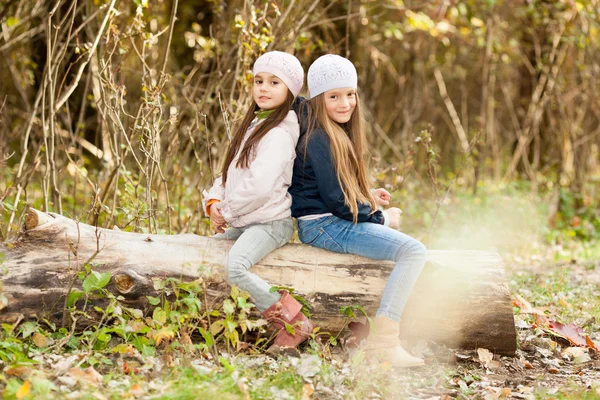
[{"xmin": 289, "ymin": 55, "xmax": 427, "ymax": 367}]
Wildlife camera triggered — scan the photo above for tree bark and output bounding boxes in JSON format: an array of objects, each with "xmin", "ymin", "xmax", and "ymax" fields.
[{"xmin": 0, "ymin": 209, "xmax": 517, "ymax": 355}]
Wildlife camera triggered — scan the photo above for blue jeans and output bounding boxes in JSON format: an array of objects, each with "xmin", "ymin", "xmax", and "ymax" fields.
[
  {"xmin": 297, "ymin": 215, "xmax": 427, "ymax": 322},
  {"xmin": 213, "ymin": 218, "xmax": 294, "ymax": 312}
]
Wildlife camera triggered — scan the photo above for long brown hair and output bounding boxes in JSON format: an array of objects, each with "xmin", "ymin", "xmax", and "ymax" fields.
[
  {"xmin": 221, "ymin": 91, "xmax": 294, "ymax": 184},
  {"xmin": 304, "ymin": 93, "xmax": 376, "ymax": 222}
]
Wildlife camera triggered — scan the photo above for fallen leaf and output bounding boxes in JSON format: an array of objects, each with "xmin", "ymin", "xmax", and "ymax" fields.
[
  {"xmin": 151, "ymin": 328, "xmax": 175, "ymax": 346},
  {"xmin": 56, "ymin": 376, "xmax": 78, "ymax": 388},
  {"xmin": 32, "ymin": 332, "xmax": 48, "ymax": 347},
  {"xmin": 562, "ymin": 347, "xmax": 592, "ymax": 364},
  {"xmin": 484, "ymin": 387, "xmax": 502, "ymax": 400},
  {"xmin": 514, "ymin": 317, "xmax": 531, "ymax": 330},
  {"xmin": 548, "ymin": 367, "xmax": 560, "ymax": 374},
  {"xmin": 521, "ymin": 359, "xmax": 534, "ymax": 369},
  {"xmin": 5, "ymin": 366, "xmax": 31, "ymax": 378},
  {"xmin": 237, "ymin": 377, "xmax": 250, "ymax": 400},
  {"xmin": 16, "ymin": 381, "xmax": 30, "ymax": 399},
  {"xmin": 513, "ymin": 294, "xmax": 545, "ymax": 315},
  {"xmin": 68, "ymin": 366, "xmax": 103, "ymax": 385},
  {"xmin": 129, "ymin": 383, "xmax": 144, "ymax": 397},
  {"xmin": 302, "ymin": 383, "xmax": 315, "ymax": 400},
  {"xmin": 537, "ymin": 317, "xmax": 599, "ymax": 350},
  {"xmin": 477, "ymin": 348, "xmax": 493, "ymax": 365}
]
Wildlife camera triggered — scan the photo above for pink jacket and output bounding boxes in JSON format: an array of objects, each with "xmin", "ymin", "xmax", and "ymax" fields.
[{"xmin": 202, "ymin": 110, "xmax": 299, "ymax": 228}]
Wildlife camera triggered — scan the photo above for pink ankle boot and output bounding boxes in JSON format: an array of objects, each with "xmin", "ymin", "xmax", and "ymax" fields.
[{"xmin": 262, "ymin": 291, "xmax": 313, "ymax": 350}]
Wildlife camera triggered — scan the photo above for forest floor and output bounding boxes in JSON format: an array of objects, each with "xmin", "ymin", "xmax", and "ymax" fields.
[
  {"xmin": 2, "ymin": 184, "xmax": 600, "ymax": 399},
  {"xmin": 2, "ymin": 243, "xmax": 600, "ymax": 399}
]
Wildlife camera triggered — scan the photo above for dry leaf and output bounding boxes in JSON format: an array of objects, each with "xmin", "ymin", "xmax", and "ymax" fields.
[
  {"xmin": 302, "ymin": 383, "xmax": 315, "ymax": 400},
  {"xmin": 68, "ymin": 366, "xmax": 103, "ymax": 385},
  {"xmin": 562, "ymin": 347, "xmax": 592, "ymax": 364},
  {"xmin": 56, "ymin": 376, "xmax": 78, "ymax": 388},
  {"xmin": 537, "ymin": 317, "xmax": 599, "ymax": 350},
  {"xmin": 152, "ymin": 328, "xmax": 175, "ymax": 346},
  {"xmin": 16, "ymin": 381, "xmax": 30, "ymax": 399},
  {"xmin": 5, "ymin": 366, "xmax": 31, "ymax": 378},
  {"xmin": 32, "ymin": 332, "xmax": 48, "ymax": 348},
  {"xmin": 513, "ymin": 294, "xmax": 545, "ymax": 315},
  {"xmin": 477, "ymin": 348, "xmax": 493, "ymax": 365},
  {"xmin": 521, "ymin": 359, "xmax": 534, "ymax": 369},
  {"xmin": 237, "ymin": 377, "xmax": 250, "ymax": 400},
  {"xmin": 129, "ymin": 383, "xmax": 145, "ymax": 397}
]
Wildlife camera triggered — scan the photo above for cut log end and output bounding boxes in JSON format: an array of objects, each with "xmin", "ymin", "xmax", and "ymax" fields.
[
  {"xmin": 114, "ymin": 274, "xmax": 135, "ymax": 294},
  {"xmin": 24, "ymin": 208, "xmax": 53, "ymax": 230}
]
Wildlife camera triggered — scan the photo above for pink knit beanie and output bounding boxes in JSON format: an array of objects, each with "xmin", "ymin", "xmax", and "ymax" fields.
[{"xmin": 253, "ymin": 51, "xmax": 304, "ymax": 97}]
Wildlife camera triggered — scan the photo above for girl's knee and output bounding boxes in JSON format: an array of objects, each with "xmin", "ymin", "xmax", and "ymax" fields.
[
  {"xmin": 396, "ymin": 237, "xmax": 427, "ymax": 262},
  {"xmin": 224, "ymin": 257, "xmax": 249, "ymax": 285},
  {"xmin": 413, "ymin": 240, "xmax": 427, "ymax": 257}
]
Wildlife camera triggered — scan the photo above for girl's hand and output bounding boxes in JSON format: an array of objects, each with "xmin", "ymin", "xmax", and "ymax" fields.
[
  {"xmin": 372, "ymin": 188, "xmax": 391, "ymax": 206},
  {"xmin": 385, "ymin": 207, "xmax": 402, "ymax": 229},
  {"xmin": 210, "ymin": 203, "xmax": 227, "ymax": 233},
  {"xmin": 213, "ymin": 221, "xmax": 227, "ymax": 234}
]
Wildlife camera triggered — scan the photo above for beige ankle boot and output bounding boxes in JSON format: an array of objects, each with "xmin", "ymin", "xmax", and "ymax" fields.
[{"xmin": 363, "ymin": 316, "xmax": 424, "ymax": 368}]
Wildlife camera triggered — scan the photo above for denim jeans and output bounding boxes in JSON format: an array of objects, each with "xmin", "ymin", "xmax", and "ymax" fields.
[
  {"xmin": 213, "ymin": 217, "xmax": 293, "ymax": 312},
  {"xmin": 297, "ymin": 215, "xmax": 427, "ymax": 322}
]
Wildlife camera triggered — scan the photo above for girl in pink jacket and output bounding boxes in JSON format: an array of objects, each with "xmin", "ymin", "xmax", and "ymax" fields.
[{"xmin": 202, "ymin": 51, "xmax": 312, "ymax": 350}]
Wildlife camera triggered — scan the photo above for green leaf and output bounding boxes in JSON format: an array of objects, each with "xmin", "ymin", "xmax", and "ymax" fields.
[
  {"xmin": 284, "ymin": 323, "xmax": 295, "ymax": 335},
  {"xmin": 67, "ymin": 291, "xmax": 83, "ymax": 307},
  {"xmin": 146, "ymin": 296, "xmax": 161, "ymax": 306},
  {"xmin": 152, "ymin": 308, "xmax": 167, "ymax": 325},
  {"xmin": 21, "ymin": 321, "xmax": 37, "ymax": 338},
  {"xmin": 223, "ymin": 299, "xmax": 235, "ymax": 315},
  {"xmin": 96, "ymin": 330, "xmax": 111, "ymax": 343},
  {"xmin": 225, "ymin": 320, "xmax": 237, "ymax": 333},
  {"xmin": 236, "ymin": 296, "xmax": 248, "ymax": 309},
  {"xmin": 152, "ymin": 278, "xmax": 165, "ymax": 291},
  {"xmin": 82, "ymin": 271, "xmax": 111, "ymax": 294},
  {"xmin": 1, "ymin": 201, "xmax": 16, "ymax": 212},
  {"xmin": 199, "ymin": 327, "xmax": 214, "ymax": 347}
]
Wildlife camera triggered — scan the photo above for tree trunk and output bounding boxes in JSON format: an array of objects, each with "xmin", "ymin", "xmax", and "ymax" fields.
[{"xmin": 0, "ymin": 209, "xmax": 517, "ymax": 355}]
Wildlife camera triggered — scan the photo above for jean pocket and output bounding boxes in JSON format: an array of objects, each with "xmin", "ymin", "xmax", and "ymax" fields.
[
  {"xmin": 318, "ymin": 229, "xmax": 345, "ymax": 254},
  {"xmin": 298, "ymin": 217, "xmax": 329, "ymax": 244}
]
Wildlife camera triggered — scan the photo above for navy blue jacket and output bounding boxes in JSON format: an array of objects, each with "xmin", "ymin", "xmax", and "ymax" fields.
[{"xmin": 289, "ymin": 98, "xmax": 384, "ymax": 224}]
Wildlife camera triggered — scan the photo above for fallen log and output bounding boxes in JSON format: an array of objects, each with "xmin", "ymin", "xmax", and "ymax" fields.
[{"xmin": 0, "ymin": 209, "xmax": 516, "ymax": 355}]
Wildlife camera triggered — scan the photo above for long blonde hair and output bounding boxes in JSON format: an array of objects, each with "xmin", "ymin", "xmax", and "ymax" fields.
[{"xmin": 304, "ymin": 93, "xmax": 376, "ymax": 222}]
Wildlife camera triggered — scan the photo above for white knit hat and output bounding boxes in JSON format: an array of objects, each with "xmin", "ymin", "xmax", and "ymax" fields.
[
  {"xmin": 307, "ymin": 54, "xmax": 357, "ymax": 98},
  {"xmin": 253, "ymin": 51, "xmax": 304, "ymax": 97}
]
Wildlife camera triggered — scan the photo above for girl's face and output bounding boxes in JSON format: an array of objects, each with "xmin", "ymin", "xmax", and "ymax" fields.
[
  {"xmin": 323, "ymin": 88, "xmax": 357, "ymax": 124},
  {"xmin": 253, "ymin": 72, "xmax": 289, "ymax": 110}
]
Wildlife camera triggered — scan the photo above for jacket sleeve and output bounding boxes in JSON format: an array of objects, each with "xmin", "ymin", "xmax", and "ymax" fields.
[
  {"xmin": 202, "ymin": 176, "xmax": 225, "ymax": 217},
  {"xmin": 306, "ymin": 131, "xmax": 384, "ymax": 224},
  {"xmin": 219, "ymin": 127, "xmax": 297, "ymax": 220}
]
